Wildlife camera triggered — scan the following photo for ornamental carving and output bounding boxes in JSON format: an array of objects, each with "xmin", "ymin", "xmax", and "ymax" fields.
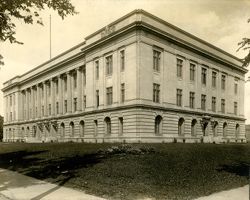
[{"xmin": 101, "ymin": 25, "xmax": 116, "ymax": 38}]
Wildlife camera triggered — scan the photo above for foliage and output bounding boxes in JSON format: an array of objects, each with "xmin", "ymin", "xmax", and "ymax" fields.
[
  {"xmin": 237, "ymin": 18, "xmax": 250, "ymax": 67},
  {"xmin": 0, "ymin": 0, "xmax": 77, "ymax": 65}
]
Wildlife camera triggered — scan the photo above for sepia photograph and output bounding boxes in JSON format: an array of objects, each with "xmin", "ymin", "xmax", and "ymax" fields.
[{"xmin": 0, "ymin": 0, "xmax": 249, "ymax": 199}]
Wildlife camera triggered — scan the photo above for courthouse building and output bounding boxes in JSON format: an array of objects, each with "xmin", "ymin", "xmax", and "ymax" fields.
[{"xmin": 2, "ymin": 10, "xmax": 247, "ymax": 143}]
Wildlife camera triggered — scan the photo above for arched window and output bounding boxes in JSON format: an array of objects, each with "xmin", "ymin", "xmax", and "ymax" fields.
[
  {"xmin": 60, "ymin": 123, "xmax": 65, "ymax": 137},
  {"xmin": 118, "ymin": 117, "xmax": 124, "ymax": 136},
  {"xmin": 26, "ymin": 127, "xmax": 30, "ymax": 138},
  {"xmin": 235, "ymin": 124, "xmax": 240, "ymax": 138},
  {"xmin": 79, "ymin": 120, "xmax": 85, "ymax": 137},
  {"xmin": 202, "ymin": 122, "xmax": 208, "ymax": 136},
  {"xmin": 212, "ymin": 121, "xmax": 218, "ymax": 136},
  {"xmin": 104, "ymin": 117, "xmax": 111, "ymax": 135},
  {"xmin": 178, "ymin": 118, "xmax": 185, "ymax": 135},
  {"xmin": 191, "ymin": 119, "xmax": 197, "ymax": 136},
  {"xmin": 69, "ymin": 122, "xmax": 74, "ymax": 137},
  {"xmin": 223, "ymin": 122, "xmax": 227, "ymax": 137},
  {"xmin": 155, "ymin": 115, "xmax": 162, "ymax": 135},
  {"xmin": 21, "ymin": 127, "xmax": 25, "ymax": 139}
]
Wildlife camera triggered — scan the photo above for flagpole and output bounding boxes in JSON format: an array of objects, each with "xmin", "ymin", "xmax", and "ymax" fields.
[{"xmin": 50, "ymin": 14, "xmax": 52, "ymax": 59}]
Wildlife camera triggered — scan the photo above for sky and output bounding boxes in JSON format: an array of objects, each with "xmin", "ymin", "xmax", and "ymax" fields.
[{"xmin": 1, "ymin": 0, "xmax": 250, "ymax": 122}]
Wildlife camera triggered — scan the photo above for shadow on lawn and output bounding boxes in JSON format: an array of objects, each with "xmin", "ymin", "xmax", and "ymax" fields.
[
  {"xmin": 217, "ymin": 162, "xmax": 250, "ymax": 177},
  {"xmin": 0, "ymin": 150, "xmax": 105, "ymax": 185}
]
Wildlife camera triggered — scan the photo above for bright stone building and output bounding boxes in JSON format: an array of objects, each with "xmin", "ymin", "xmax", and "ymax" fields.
[{"xmin": 2, "ymin": 10, "xmax": 247, "ymax": 143}]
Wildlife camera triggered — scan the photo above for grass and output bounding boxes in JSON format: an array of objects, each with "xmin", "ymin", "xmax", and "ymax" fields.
[{"xmin": 0, "ymin": 142, "xmax": 249, "ymax": 200}]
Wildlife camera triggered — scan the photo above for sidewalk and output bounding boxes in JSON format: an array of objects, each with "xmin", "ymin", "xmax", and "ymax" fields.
[
  {"xmin": 194, "ymin": 185, "xmax": 249, "ymax": 200},
  {"xmin": 0, "ymin": 168, "xmax": 106, "ymax": 200}
]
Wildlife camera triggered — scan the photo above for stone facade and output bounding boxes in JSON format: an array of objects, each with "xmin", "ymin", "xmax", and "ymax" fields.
[{"xmin": 2, "ymin": 10, "xmax": 247, "ymax": 143}]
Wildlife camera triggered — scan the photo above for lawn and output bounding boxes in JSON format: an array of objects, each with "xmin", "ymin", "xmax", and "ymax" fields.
[{"xmin": 0, "ymin": 142, "xmax": 249, "ymax": 200}]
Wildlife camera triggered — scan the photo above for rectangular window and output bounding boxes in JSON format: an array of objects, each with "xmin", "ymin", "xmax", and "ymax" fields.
[
  {"xmin": 10, "ymin": 112, "xmax": 12, "ymax": 121},
  {"xmin": 120, "ymin": 50, "xmax": 125, "ymax": 71},
  {"xmin": 221, "ymin": 75, "xmax": 226, "ymax": 90},
  {"xmin": 201, "ymin": 94, "xmax": 206, "ymax": 110},
  {"xmin": 176, "ymin": 89, "xmax": 182, "ymax": 106},
  {"xmin": 84, "ymin": 95, "xmax": 86, "ymax": 108},
  {"xmin": 83, "ymin": 67, "xmax": 86, "ymax": 85},
  {"xmin": 153, "ymin": 50, "xmax": 161, "ymax": 72},
  {"xmin": 64, "ymin": 100, "xmax": 67, "ymax": 113},
  {"xmin": 10, "ymin": 95, "xmax": 12, "ymax": 106},
  {"xmin": 73, "ymin": 98, "xmax": 77, "ymax": 112},
  {"xmin": 153, "ymin": 83, "xmax": 160, "ymax": 103},
  {"xmin": 177, "ymin": 58, "xmax": 183, "ymax": 78},
  {"xmin": 96, "ymin": 90, "xmax": 99, "ymax": 107},
  {"xmin": 201, "ymin": 68, "xmax": 207, "ymax": 85},
  {"xmin": 212, "ymin": 97, "xmax": 216, "ymax": 112},
  {"xmin": 55, "ymin": 80, "xmax": 59, "ymax": 94},
  {"xmin": 212, "ymin": 71, "xmax": 217, "ymax": 87},
  {"xmin": 106, "ymin": 55, "xmax": 113, "ymax": 75},
  {"xmin": 234, "ymin": 102, "xmax": 238, "ymax": 115},
  {"xmin": 95, "ymin": 61, "xmax": 99, "ymax": 80},
  {"xmin": 189, "ymin": 92, "xmax": 195, "ymax": 109},
  {"xmin": 73, "ymin": 72, "xmax": 77, "ymax": 89},
  {"xmin": 121, "ymin": 83, "xmax": 125, "ymax": 103},
  {"xmin": 64, "ymin": 77, "xmax": 67, "ymax": 91},
  {"xmin": 234, "ymin": 81, "xmax": 238, "ymax": 94},
  {"xmin": 56, "ymin": 102, "xmax": 59, "ymax": 114},
  {"xmin": 190, "ymin": 63, "xmax": 195, "ymax": 81},
  {"xmin": 221, "ymin": 99, "xmax": 225, "ymax": 114},
  {"xmin": 48, "ymin": 104, "xmax": 51, "ymax": 115},
  {"xmin": 106, "ymin": 87, "xmax": 113, "ymax": 105}
]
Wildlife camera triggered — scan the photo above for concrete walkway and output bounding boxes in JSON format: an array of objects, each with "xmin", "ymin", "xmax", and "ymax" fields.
[
  {"xmin": 0, "ymin": 168, "xmax": 105, "ymax": 200},
  {"xmin": 194, "ymin": 185, "xmax": 249, "ymax": 200},
  {"xmin": 0, "ymin": 168, "xmax": 248, "ymax": 200}
]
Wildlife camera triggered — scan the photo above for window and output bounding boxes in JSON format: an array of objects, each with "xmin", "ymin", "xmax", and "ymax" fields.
[
  {"xmin": 70, "ymin": 122, "xmax": 74, "ymax": 137},
  {"xmin": 223, "ymin": 122, "xmax": 227, "ymax": 137},
  {"xmin": 201, "ymin": 68, "xmax": 207, "ymax": 85},
  {"xmin": 106, "ymin": 55, "xmax": 113, "ymax": 75},
  {"xmin": 234, "ymin": 102, "xmax": 238, "ymax": 115},
  {"xmin": 94, "ymin": 120, "xmax": 98, "ymax": 136},
  {"xmin": 48, "ymin": 83, "xmax": 51, "ymax": 96},
  {"xmin": 13, "ymin": 94, "xmax": 15, "ymax": 105},
  {"xmin": 64, "ymin": 100, "xmax": 67, "ymax": 113},
  {"xmin": 84, "ymin": 95, "xmax": 86, "ymax": 108},
  {"xmin": 213, "ymin": 121, "xmax": 218, "ymax": 136},
  {"xmin": 177, "ymin": 58, "xmax": 183, "ymax": 78},
  {"xmin": 190, "ymin": 63, "xmax": 195, "ymax": 81},
  {"xmin": 120, "ymin": 50, "xmax": 125, "ymax": 71},
  {"xmin": 176, "ymin": 89, "xmax": 182, "ymax": 106},
  {"xmin": 221, "ymin": 99, "xmax": 225, "ymax": 114},
  {"xmin": 212, "ymin": 71, "xmax": 217, "ymax": 87},
  {"xmin": 10, "ymin": 95, "xmax": 12, "ymax": 106},
  {"xmin": 235, "ymin": 124, "xmax": 240, "ymax": 138},
  {"xmin": 48, "ymin": 104, "xmax": 51, "ymax": 115},
  {"xmin": 189, "ymin": 92, "xmax": 195, "ymax": 109},
  {"xmin": 10, "ymin": 112, "xmax": 12, "ymax": 121},
  {"xmin": 212, "ymin": 97, "xmax": 216, "ymax": 112},
  {"xmin": 83, "ymin": 67, "xmax": 86, "ymax": 85},
  {"xmin": 73, "ymin": 72, "xmax": 77, "ymax": 89},
  {"xmin": 73, "ymin": 98, "xmax": 77, "ymax": 112},
  {"xmin": 178, "ymin": 118, "xmax": 185, "ymax": 135},
  {"xmin": 155, "ymin": 115, "xmax": 162, "ymax": 135},
  {"xmin": 153, "ymin": 83, "xmax": 160, "ymax": 103},
  {"xmin": 191, "ymin": 119, "xmax": 197, "ymax": 136},
  {"xmin": 201, "ymin": 94, "xmax": 206, "ymax": 110},
  {"xmin": 80, "ymin": 121, "xmax": 85, "ymax": 137},
  {"xmin": 55, "ymin": 80, "xmax": 59, "ymax": 94},
  {"xmin": 105, "ymin": 117, "xmax": 111, "ymax": 135},
  {"xmin": 64, "ymin": 77, "xmax": 67, "ymax": 91},
  {"xmin": 121, "ymin": 83, "xmax": 125, "ymax": 103},
  {"xmin": 119, "ymin": 117, "xmax": 123, "ymax": 136},
  {"xmin": 221, "ymin": 75, "xmax": 226, "ymax": 90},
  {"xmin": 234, "ymin": 80, "xmax": 238, "ymax": 94},
  {"xmin": 56, "ymin": 102, "xmax": 59, "ymax": 114},
  {"xmin": 153, "ymin": 50, "xmax": 161, "ymax": 72},
  {"xmin": 106, "ymin": 87, "xmax": 113, "ymax": 105},
  {"xmin": 96, "ymin": 90, "xmax": 99, "ymax": 107},
  {"xmin": 95, "ymin": 61, "xmax": 99, "ymax": 80}
]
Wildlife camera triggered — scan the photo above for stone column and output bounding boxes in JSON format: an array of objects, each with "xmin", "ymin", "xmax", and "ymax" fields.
[
  {"xmin": 44, "ymin": 81, "xmax": 48, "ymax": 117},
  {"xmin": 30, "ymin": 87, "xmax": 34, "ymax": 119},
  {"xmin": 58, "ymin": 75, "xmax": 63, "ymax": 114},
  {"xmin": 51, "ymin": 78, "xmax": 55, "ymax": 116},
  {"xmin": 37, "ymin": 84, "xmax": 41, "ymax": 118},
  {"xmin": 67, "ymin": 72, "xmax": 72, "ymax": 113},
  {"xmin": 26, "ymin": 89, "xmax": 29, "ymax": 120},
  {"xmin": 77, "ymin": 67, "xmax": 83, "ymax": 111}
]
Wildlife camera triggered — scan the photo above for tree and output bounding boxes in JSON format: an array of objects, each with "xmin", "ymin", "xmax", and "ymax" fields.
[
  {"xmin": 0, "ymin": 115, "xmax": 3, "ymax": 141},
  {"xmin": 0, "ymin": 0, "xmax": 77, "ymax": 65},
  {"xmin": 237, "ymin": 19, "xmax": 250, "ymax": 67}
]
